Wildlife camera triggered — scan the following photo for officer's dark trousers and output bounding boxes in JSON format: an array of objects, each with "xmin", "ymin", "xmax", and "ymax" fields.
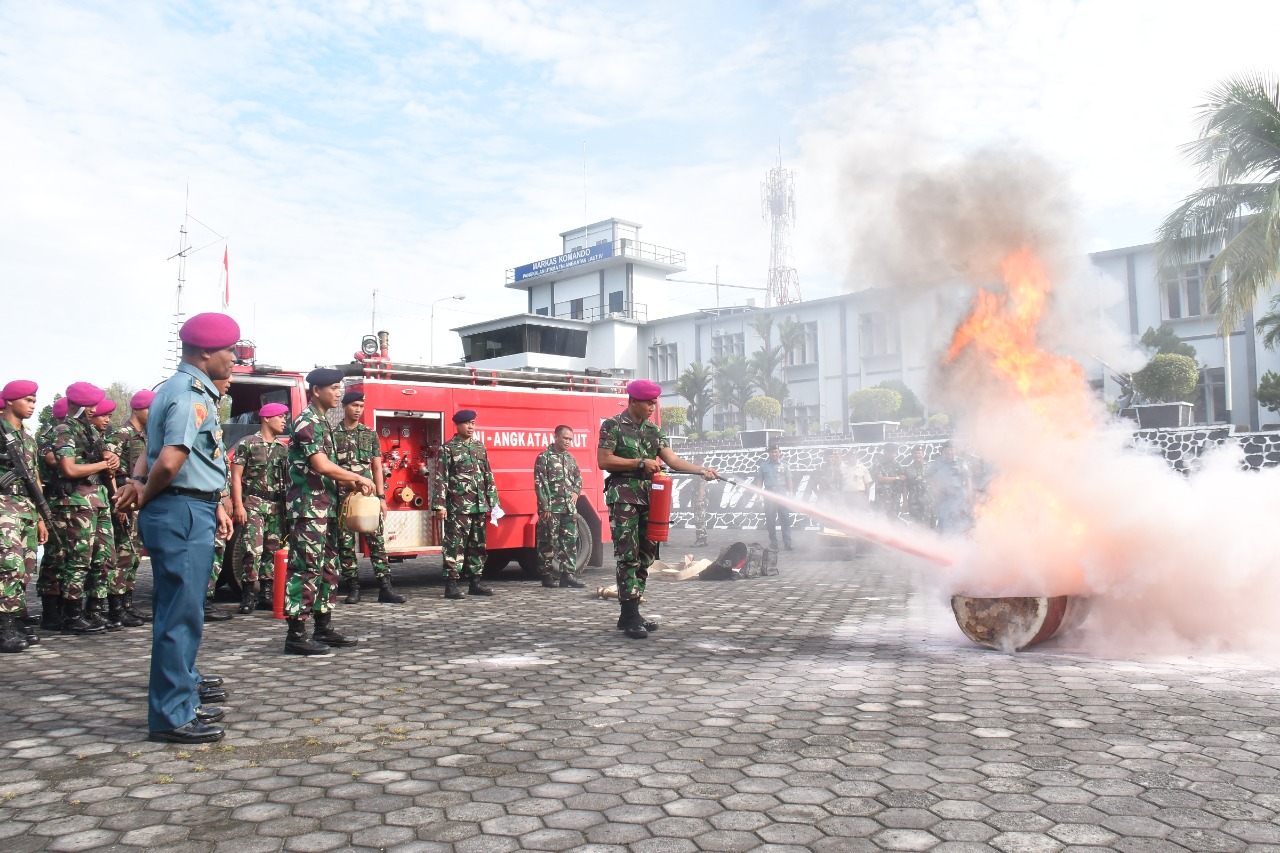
[{"xmin": 138, "ymin": 493, "xmax": 216, "ymax": 732}]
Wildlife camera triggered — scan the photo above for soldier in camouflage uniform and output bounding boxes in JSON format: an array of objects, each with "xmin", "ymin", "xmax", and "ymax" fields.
[
  {"xmin": 106, "ymin": 389, "xmax": 155, "ymax": 624},
  {"xmin": 333, "ymin": 391, "xmax": 404, "ymax": 604},
  {"xmin": 904, "ymin": 444, "xmax": 935, "ymax": 528},
  {"xmin": 282, "ymin": 368, "xmax": 374, "ymax": 655},
  {"xmin": 873, "ymin": 443, "xmax": 907, "ymax": 519},
  {"xmin": 597, "ymin": 380, "xmax": 716, "ymax": 639},
  {"xmin": 36, "ymin": 396, "xmax": 68, "ymax": 630},
  {"xmin": 690, "ymin": 474, "xmax": 709, "ymax": 547},
  {"xmin": 51, "ymin": 383, "xmax": 119, "ymax": 634},
  {"xmin": 88, "ymin": 399, "xmax": 141, "ymax": 627},
  {"xmin": 203, "ymin": 377, "xmax": 236, "ymax": 623},
  {"xmin": 533, "ymin": 425, "xmax": 584, "ymax": 589},
  {"xmin": 230, "ymin": 402, "xmax": 289, "ymax": 613},
  {"xmin": 431, "ymin": 409, "xmax": 499, "ymax": 600},
  {"xmin": 0, "ymin": 381, "xmax": 50, "ymax": 652}
]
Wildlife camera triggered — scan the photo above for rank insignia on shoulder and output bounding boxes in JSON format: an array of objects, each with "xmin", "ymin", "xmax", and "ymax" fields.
[{"xmin": 191, "ymin": 379, "xmax": 205, "ymax": 393}]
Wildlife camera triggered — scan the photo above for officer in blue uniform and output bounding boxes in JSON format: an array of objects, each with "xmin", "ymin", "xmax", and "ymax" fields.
[{"xmin": 116, "ymin": 312, "xmax": 239, "ymax": 744}]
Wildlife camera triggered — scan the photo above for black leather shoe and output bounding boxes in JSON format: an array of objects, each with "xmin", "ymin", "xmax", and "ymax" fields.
[
  {"xmin": 541, "ymin": 576, "xmax": 558, "ymax": 588},
  {"xmin": 204, "ymin": 601, "xmax": 233, "ymax": 622},
  {"xmin": 195, "ymin": 706, "xmax": 225, "ymax": 723},
  {"xmin": 200, "ymin": 674, "xmax": 224, "ymax": 688},
  {"xmin": 559, "ymin": 575, "xmax": 585, "ymax": 588},
  {"xmin": 624, "ymin": 623, "xmax": 649, "ymax": 639},
  {"xmin": 198, "ymin": 685, "xmax": 228, "ymax": 703},
  {"xmin": 148, "ymin": 720, "xmax": 225, "ymax": 744}
]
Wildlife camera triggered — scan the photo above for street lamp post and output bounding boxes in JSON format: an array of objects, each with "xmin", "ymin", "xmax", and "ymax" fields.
[{"xmin": 430, "ymin": 294, "xmax": 466, "ymax": 365}]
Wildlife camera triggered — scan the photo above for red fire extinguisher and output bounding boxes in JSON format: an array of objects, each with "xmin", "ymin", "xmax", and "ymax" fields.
[{"xmin": 646, "ymin": 470, "xmax": 673, "ymax": 542}]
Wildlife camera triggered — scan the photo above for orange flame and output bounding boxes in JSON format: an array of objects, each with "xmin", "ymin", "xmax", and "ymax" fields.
[{"xmin": 946, "ymin": 247, "xmax": 1087, "ymax": 421}]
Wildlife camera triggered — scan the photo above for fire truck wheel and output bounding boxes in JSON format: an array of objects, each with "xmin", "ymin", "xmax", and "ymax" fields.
[
  {"xmin": 217, "ymin": 524, "xmax": 248, "ymax": 598},
  {"xmin": 482, "ymin": 552, "xmax": 513, "ymax": 577},
  {"xmin": 573, "ymin": 513, "xmax": 593, "ymax": 573}
]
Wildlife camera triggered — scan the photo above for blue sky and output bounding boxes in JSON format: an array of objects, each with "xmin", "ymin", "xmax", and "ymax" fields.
[{"xmin": 4, "ymin": 0, "xmax": 1279, "ymax": 399}]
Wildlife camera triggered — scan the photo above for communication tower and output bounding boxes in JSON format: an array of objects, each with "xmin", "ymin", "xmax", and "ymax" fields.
[{"xmin": 761, "ymin": 153, "xmax": 801, "ymax": 306}]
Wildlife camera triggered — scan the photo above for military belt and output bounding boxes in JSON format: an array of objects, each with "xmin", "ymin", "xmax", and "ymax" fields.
[
  {"xmin": 246, "ymin": 489, "xmax": 285, "ymax": 501},
  {"xmin": 164, "ymin": 486, "xmax": 222, "ymax": 503}
]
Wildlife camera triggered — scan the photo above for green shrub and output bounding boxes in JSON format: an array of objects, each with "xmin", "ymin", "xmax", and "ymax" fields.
[
  {"xmin": 1132, "ymin": 353, "xmax": 1198, "ymax": 403},
  {"xmin": 849, "ymin": 387, "xmax": 902, "ymax": 421},
  {"xmin": 927, "ymin": 413, "xmax": 950, "ymax": 430},
  {"xmin": 899, "ymin": 417, "xmax": 922, "ymax": 429},
  {"xmin": 704, "ymin": 430, "xmax": 722, "ymax": 440},
  {"xmin": 722, "ymin": 427, "xmax": 740, "ymax": 438}
]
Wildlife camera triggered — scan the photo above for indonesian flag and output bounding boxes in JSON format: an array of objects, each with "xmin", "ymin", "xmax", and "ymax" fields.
[{"xmin": 222, "ymin": 247, "xmax": 230, "ymax": 307}]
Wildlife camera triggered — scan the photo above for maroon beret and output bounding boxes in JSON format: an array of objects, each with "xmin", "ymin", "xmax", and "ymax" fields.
[
  {"xmin": 2, "ymin": 380, "xmax": 37, "ymax": 401},
  {"xmin": 52, "ymin": 398, "xmax": 69, "ymax": 419},
  {"xmin": 66, "ymin": 382, "xmax": 106, "ymax": 408},
  {"xmin": 95, "ymin": 399, "xmax": 117, "ymax": 416},
  {"xmin": 129, "ymin": 389, "xmax": 156, "ymax": 409},
  {"xmin": 626, "ymin": 379, "xmax": 662, "ymax": 401},
  {"xmin": 179, "ymin": 312, "xmax": 241, "ymax": 349},
  {"xmin": 259, "ymin": 403, "xmax": 288, "ymax": 418}
]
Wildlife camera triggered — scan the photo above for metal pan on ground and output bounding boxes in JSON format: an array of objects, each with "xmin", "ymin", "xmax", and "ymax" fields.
[{"xmin": 951, "ymin": 594, "xmax": 1091, "ymax": 651}]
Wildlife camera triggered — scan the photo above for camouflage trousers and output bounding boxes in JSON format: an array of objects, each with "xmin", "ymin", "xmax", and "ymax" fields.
[
  {"xmin": 235, "ymin": 495, "xmax": 285, "ymax": 584},
  {"xmin": 111, "ymin": 512, "xmax": 141, "ymax": 593},
  {"xmin": 537, "ymin": 512, "xmax": 579, "ymax": 579},
  {"xmin": 285, "ymin": 512, "xmax": 341, "ymax": 618},
  {"xmin": 208, "ymin": 533, "xmax": 226, "ymax": 598},
  {"xmin": 52, "ymin": 502, "xmax": 115, "ymax": 602},
  {"xmin": 609, "ymin": 502, "xmax": 658, "ymax": 600},
  {"xmin": 0, "ymin": 497, "xmax": 37, "ymax": 614},
  {"xmin": 37, "ymin": 521, "xmax": 63, "ymax": 596},
  {"xmin": 441, "ymin": 512, "xmax": 487, "ymax": 580},
  {"xmin": 338, "ymin": 522, "xmax": 390, "ymax": 580},
  {"xmin": 691, "ymin": 498, "xmax": 708, "ymax": 545}
]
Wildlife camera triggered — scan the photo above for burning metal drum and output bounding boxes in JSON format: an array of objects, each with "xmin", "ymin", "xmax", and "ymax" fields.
[{"xmin": 951, "ymin": 595, "xmax": 1091, "ymax": 652}]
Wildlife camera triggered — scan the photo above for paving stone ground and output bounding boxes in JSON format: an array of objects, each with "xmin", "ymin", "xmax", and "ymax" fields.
[{"xmin": 3, "ymin": 526, "xmax": 1280, "ymax": 853}]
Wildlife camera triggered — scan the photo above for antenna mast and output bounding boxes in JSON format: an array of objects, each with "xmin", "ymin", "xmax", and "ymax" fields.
[
  {"xmin": 761, "ymin": 149, "xmax": 801, "ymax": 307},
  {"xmin": 168, "ymin": 185, "xmax": 191, "ymax": 370}
]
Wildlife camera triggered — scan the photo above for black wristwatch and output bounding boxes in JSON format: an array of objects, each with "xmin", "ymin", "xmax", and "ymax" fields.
[{"xmin": 635, "ymin": 458, "xmax": 645, "ymax": 472}]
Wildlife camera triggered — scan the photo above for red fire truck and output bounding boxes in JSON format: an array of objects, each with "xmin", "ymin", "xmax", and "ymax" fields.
[{"xmin": 218, "ymin": 333, "xmax": 636, "ymax": 583}]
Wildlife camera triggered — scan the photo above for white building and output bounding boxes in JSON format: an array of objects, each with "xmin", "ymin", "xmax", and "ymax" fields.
[
  {"xmin": 457, "ymin": 217, "xmax": 1280, "ymax": 435},
  {"xmin": 455, "ymin": 217, "xmax": 957, "ymax": 436},
  {"xmin": 1090, "ymin": 241, "xmax": 1280, "ymax": 430}
]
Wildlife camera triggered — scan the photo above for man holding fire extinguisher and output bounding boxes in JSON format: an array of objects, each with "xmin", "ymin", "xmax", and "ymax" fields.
[{"xmin": 597, "ymin": 379, "xmax": 717, "ymax": 639}]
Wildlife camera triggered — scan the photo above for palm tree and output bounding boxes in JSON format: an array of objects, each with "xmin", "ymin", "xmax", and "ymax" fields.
[
  {"xmin": 748, "ymin": 348, "xmax": 787, "ymax": 401},
  {"xmin": 673, "ymin": 362, "xmax": 714, "ymax": 432},
  {"xmin": 1157, "ymin": 72, "xmax": 1280, "ymax": 333},
  {"xmin": 777, "ymin": 316, "xmax": 807, "ymax": 367},
  {"xmin": 747, "ymin": 314, "xmax": 774, "ymax": 349},
  {"xmin": 711, "ymin": 353, "xmax": 753, "ymax": 427}
]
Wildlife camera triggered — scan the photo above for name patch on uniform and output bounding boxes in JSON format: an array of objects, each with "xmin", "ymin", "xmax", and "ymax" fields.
[{"xmin": 194, "ymin": 403, "xmax": 208, "ymax": 427}]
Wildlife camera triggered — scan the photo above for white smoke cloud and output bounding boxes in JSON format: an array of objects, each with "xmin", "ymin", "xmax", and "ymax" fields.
[{"xmin": 842, "ymin": 145, "xmax": 1280, "ymax": 656}]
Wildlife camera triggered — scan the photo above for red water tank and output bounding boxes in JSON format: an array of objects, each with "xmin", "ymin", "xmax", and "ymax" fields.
[{"xmin": 646, "ymin": 471, "xmax": 673, "ymax": 542}]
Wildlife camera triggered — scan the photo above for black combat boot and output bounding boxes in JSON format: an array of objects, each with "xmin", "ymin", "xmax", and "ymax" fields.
[
  {"xmin": 61, "ymin": 599, "xmax": 105, "ymax": 635},
  {"xmin": 19, "ymin": 622, "xmax": 38, "ymax": 646},
  {"xmin": 87, "ymin": 597, "xmax": 119, "ymax": 631},
  {"xmin": 123, "ymin": 591, "xmax": 152, "ymax": 622},
  {"xmin": 40, "ymin": 595, "xmax": 63, "ymax": 631},
  {"xmin": 559, "ymin": 574, "xmax": 585, "ymax": 588},
  {"xmin": 444, "ymin": 579, "xmax": 464, "ymax": 599},
  {"xmin": 17, "ymin": 606, "xmax": 40, "ymax": 628},
  {"xmin": 204, "ymin": 599, "xmax": 233, "ymax": 622},
  {"xmin": 238, "ymin": 582, "xmax": 256, "ymax": 615},
  {"xmin": 284, "ymin": 617, "xmax": 331, "ymax": 655},
  {"xmin": 257, "ymin": 579, "xmax": 273, "ymax": 611},
  {"xmin": 616, "ymin": 599, "xmax": 659, "ymax": 632},
  {"xmin": 343, "ymin": 577, "xmax": 361, "ymax": 605},
  {"xmin": 467, "ymin": 578, "xmax": 494, "ymax": 596},
  {"xmin": 0, "ymin": 615, "xmax": 27, "ymax": 653},
  {"xmin": 618, "ymin": 599, "xmax": 648, "ymax": 640},
  {"xmin": 541, "ymin": 574, "xmax": 558, "ymax": 588},
  {"xmin": 311, "ymin": 611, "xmax": 358, "ymax": 647},
  {"xmin": 110, "ymin": 594, "xmax": 144, "ymax": 628},
  {"xmin": 377, "ymin": 577, "xmax": 405, "ymax": 604}
]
